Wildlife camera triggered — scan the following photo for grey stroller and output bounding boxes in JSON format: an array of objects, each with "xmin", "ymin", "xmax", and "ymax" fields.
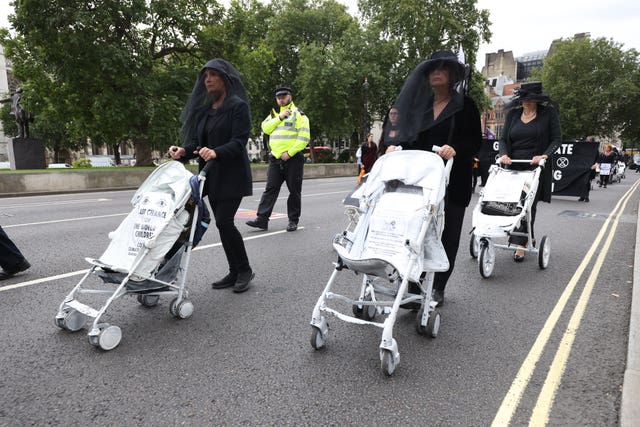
[
  {"xmin": 55, "ymin": 160, "xmax": 210, "ymax": 350},
  {"xmin": 310, "ymin": 149, "xmax": 452, "ymax": 375}
]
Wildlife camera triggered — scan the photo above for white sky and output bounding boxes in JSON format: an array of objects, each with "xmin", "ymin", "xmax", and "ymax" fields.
[{"xmin": 2, "ymin": 0, "xmax": 639, "ymax": 66}]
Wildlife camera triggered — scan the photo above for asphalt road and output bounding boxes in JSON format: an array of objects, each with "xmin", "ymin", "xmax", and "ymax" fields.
[{"xmin": 0, "ymin": 173, "xmax": 637, "ymax": 425}]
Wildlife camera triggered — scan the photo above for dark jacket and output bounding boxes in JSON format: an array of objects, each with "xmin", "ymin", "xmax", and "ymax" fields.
[
  {"xmin": 399, "ymin": 93, "xmax": 482, "ymax": 207},
  {"xmin": 183, "ymin": 94, "xmax": 253, "ymax": 201},
  {"xmin": 499, "ymin": 105, "xmax": 562, "ymax": 203}
]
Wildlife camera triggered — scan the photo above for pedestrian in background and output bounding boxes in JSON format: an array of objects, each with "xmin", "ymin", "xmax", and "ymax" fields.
[
  {"xmin": 169, "ymin": 58, "xmax": 255, "ymax": 293},
  {"xmin": 246, "ymin": 86, "xmax": 310, "ymax": 232},
  {"xmin": 0, "ymin": 226, "xmax": 31, "ymax": 280},
  {"xmin": 598, "ymin": 143, "xmax": 616, "ymax": 189}
]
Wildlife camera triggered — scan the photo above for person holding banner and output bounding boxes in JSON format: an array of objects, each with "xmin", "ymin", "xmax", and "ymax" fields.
[
  {"xmin": 597, "ymin": 144, "xmax": 616, "ymax": 188},
  {"xmin": 498, "ymin": 82, "xmax": 561, "ymax": 262}
]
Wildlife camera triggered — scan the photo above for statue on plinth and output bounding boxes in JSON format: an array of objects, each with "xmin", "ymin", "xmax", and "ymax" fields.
[{"xmin": 0, "ymin": 88, "xmax": 35, "ymax": 139}]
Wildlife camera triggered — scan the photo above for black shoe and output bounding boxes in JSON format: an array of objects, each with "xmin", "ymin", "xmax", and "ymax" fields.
[
  {"xmin": 431, "ymin": 288, "xmax": 444, "ymax": 307},
  {"xmin": 233, "ymin": 269, "xmax": 254, "ymax": 293},
  {"xmin": 578, "ymin": 197, "xmax": 585, "ymax": 201},
  {"xmin": 211, "ymin": 272, "xmax": 237, "ymax": 289},
  {"xmin": 246, "ymin": 218, "xmax": 268, "ymax": 230},
  {"xmin": 0, "ymin": 259, "xmax": 31, "ymax": 280},
  {"xmin": 584, "ymin": 197, "xmax": 589, "ymax": 202},
  {"xmin": 513, "ymin": 249, "xmax": 525, "ymax": 262},
  {"xmin": 286, "ymin": 221, "xmax": 298, "ymax": 232}
]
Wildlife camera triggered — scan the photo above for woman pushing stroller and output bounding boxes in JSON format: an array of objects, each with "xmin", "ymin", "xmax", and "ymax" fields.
[
  {"xmin": 498, "ymin": 82, "xmax": 562, "ymax": 262},
  {"xmin": 382, "ymin": 50, "xmax": 482, "ymax": 306}
]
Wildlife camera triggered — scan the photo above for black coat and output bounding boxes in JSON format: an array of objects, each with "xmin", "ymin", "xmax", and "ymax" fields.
[
  {"xmin": 183, "ymin": 94, "xmax": 253, "ymax": 201},
  {"xmin": 400, "ymin": 93, "xmax": 482, "ymax": 207},
  {"xmin": 499, "ymin": 105, "xmax": 562, "ymax": 203}
]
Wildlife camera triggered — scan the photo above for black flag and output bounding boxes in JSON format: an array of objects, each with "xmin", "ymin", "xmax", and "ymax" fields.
[{"xmin": 552, "ymin": 141, "xmax": 599, "ymax": 197}]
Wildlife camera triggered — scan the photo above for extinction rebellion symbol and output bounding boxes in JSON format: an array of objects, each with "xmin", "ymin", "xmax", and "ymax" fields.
[{"xmin": 556, "ymin": 157, "xmax": 569, "ymax": 168}]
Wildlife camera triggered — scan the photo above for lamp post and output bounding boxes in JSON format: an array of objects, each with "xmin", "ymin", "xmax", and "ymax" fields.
[{"xmin": 362, "ymin": 77, "xmax": 370, "ymax": 142}]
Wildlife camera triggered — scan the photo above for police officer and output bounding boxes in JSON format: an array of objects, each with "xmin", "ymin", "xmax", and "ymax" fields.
[{"xmin": 247, "ymin": 86, "xmax": 310, "ymax": 232}]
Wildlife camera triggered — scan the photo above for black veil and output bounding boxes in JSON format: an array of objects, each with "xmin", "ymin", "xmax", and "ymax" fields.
[
  {"xmin": 180, "ymin": 58, "xmax": 249, "ymax": 145},
  {"xmin": 384, "ymin": 50, "xmax": 468, "ymax": 148}
]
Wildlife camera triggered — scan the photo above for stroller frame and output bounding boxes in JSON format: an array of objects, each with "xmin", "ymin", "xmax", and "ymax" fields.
[
  {"xmin": 310, "ymin": 149, "xmax": 452, "ymax": 376},
  {"xmin": 469, "ymin": 159, "xmax": 550, "ymax": 278},
  {"xmin": 55, "ymin": 161, "xmax": 210, "ymax": 351}
]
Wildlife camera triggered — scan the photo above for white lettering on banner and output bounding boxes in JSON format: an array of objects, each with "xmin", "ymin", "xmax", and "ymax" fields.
[
  {"xmin": 493, "ymin": 141, "xmax": 500, "ymax": 151},
  {"xmin": 554, "ymin": 144, "xmax": 574, "ymax": 155},
  {"xmin": 126, "ymin": 192, "xmax": 173, "ymax": 257},
  {"xmin": 554, "ymin": 170, "xmax": 563, "ymax": 180}
]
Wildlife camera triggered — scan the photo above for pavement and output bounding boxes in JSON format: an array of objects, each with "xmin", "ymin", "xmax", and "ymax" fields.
[{"xmin": 620, "ymin": 201, "xmax": 640, "ymax": 426}]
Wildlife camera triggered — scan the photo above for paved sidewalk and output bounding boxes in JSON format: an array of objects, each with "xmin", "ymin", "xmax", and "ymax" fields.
[{"xmin": 620, "ymin": 201, "xmax": 640, "ymax": 425}]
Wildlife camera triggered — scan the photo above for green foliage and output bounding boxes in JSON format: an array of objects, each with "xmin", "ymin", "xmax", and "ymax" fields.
[
  {"xmin": 2, "ymin": 0, "xmax": 493, "ymax": 160},
  {"xmin": 540, "ymin": 37, "xmax": 640, "ymax": 140},
  {"xmin": 337, "ymin": 149, "xmax": 351, "ymax": 163},
  {"xmin": 72, "ymin": 158, "xmax": 92, "ymax": 168}
]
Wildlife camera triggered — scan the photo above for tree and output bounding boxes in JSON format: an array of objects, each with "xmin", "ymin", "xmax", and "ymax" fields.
[
  {"xmin": 358, "ymin": 0, "xmax": 491, "ymax": 115},
  {"xmin": 2, "ymin": 0, "xmax": 223, "ymax": 165},
  {"xmin": 540, "ymin": 37, "xmax": 640, "ymax": 140}
]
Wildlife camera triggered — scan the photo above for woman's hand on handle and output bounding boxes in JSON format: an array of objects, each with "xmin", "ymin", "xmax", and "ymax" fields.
[
  {"xmin": 499, "ymin": 154, "xmax": 511, "ymax": 165},
  {"xmin": 168, "ymin": 146, "xmax": 185, "ymax": 159}
]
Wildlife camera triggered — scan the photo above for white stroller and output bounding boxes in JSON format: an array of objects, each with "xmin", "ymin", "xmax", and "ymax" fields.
[
  {"xmin": 55, "ymin": 160, "xmax": 210, "ymax": 350},
  {"xmin": 611, "ymin": 160, "xmax": 626, "ymax": 183},
  {"xmin": 310, "ymin": 149, "xmax": 452, "ymax": 376},
  {"xmin": 469, "ymin": 159, "xmax": 550, "ymax": 278}
]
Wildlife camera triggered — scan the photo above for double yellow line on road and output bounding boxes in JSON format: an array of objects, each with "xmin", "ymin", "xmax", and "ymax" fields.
[{"xmin": 492, "ymin": 180, "xmax": 640, "ymax": 426}]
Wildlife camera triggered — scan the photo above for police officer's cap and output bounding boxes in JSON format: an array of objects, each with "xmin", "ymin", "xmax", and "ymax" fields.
[{"xmin": 275, "ymin": 86, "xmax": 293, "ymax": 97}]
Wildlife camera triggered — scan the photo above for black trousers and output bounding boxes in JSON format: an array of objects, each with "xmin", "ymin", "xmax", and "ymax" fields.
[
  {"xmin": 256, "ymin": 153, "xmax": 304, "ymax": 223},
  {"xmin": 210, "ymin": 198, "xmax": 250, "ymax": 274},
  {"xmin": 509, "ymin": 186, "xmax": 541, "ymax": 247},
  {"xmin": 433, "ymin": 201, "xmax": 467, "ymax": 293},
  {"xmin": 0, "ymin": 226, "xmax": 26, "ymax": 271}
]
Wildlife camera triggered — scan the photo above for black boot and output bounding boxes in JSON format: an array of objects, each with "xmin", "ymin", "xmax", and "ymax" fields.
[
  {"xmin": 211, "ymin": 272, "xmax": 237, "ymax": 289},
  {"xmin": 233, "ymin": 269, "xmax": 255, "ymax": 293},
  {"xmin": 246, "ymin": 217, "xmax": 268, "ymax": 230}
]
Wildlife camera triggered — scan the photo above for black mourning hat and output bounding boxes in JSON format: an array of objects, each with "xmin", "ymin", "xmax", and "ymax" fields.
[
  {"xmin": 514, "ymin": 81, "xmax": 550, "ymax": 103},
  {"xmin": 275, "ymin": 86, "xmax": 293, "ymax": 96},
  {"xmin": 423, "ymin": 50, "xmax": 466, "ymax": 84}
]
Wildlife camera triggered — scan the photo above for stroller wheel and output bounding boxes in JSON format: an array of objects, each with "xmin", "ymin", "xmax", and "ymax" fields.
[
  {"xmin": 56, "ymin": 308, "xmax": 87, "ymax": 332},
  {"xmin": 479, "ymin": 241, "xmax": 495, "ymax": 278},
  {"xmin": 352, "ymin": 304, "xmax": 364, "ymax": 318},
  {"xmin": 415, "ymin": 307, "xmax": 440, "ymax": 338},
  {"xmin": 137, "ymin": 294, "xmax": 160, "ymax": 308},
  {"xmin": 538, "ymin": 235, "xmax": 550, "ymax": 269},
  {"xmin": 310, "ymin": 326, "xmax": 327, "ymax": 350},
  {"xmin": 380, "ymin": 349, "xmax": 397, "ymax": 376},
  {"xmin": 361, "ymin": 294, "xmax": 376, "ymax": 321},
  {"xmin": 171, "ymin": 299, "xmax": 194, "ymax": 319},
  {"xmin": 88, "ymin": 324, "xmax": 122, "ymax": 351},
  {"xmin": 469, "ymin": 233, "xmax": 479, "ymax": 259}
]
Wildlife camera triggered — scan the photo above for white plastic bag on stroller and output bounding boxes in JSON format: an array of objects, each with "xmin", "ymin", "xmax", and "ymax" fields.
[
  {"xmin": 55, "ymin": 160, "xmax": 211, "ymax": 350},
  {"xmin": 310, "ymin": 149, "xmax": 451, "ymax": 375},
  {"xmin": 469, "ymin": 160, "xmax": 550, "ymax": 278}
]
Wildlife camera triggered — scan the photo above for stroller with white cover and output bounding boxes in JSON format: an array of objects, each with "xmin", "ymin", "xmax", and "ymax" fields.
[
  {"xmin": 310, "ymin": 149, "xmax": 452, "ymax": 376},
  {"xmin": 611, "ymin": 160, "xmax": 626, "ymax": 183},
  {"xmin": 55, "ymin": 160, "xmax": 210, "ymax": 350},
  {"xmin": 469, "ymin": 159, "xmax": 550, "ymax": 278}
]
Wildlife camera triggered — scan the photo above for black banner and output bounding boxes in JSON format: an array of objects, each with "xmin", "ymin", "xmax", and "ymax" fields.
[{"xmin": 551, "ymin": 141, "xmax": 599, "ymax": 197}]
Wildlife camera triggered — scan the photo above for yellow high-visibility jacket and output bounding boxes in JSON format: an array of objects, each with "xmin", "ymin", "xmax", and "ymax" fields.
[{"xmin": 261, "ymin": 102, "xmax": 310, "ymax": 159}]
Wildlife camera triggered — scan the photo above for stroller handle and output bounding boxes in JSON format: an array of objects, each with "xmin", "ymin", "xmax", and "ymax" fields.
[
  {"xmin": 496, "ymin": 158, "xmax": 546, "ymax": 167},
  {"xmin": 432, "ymin": 145, "xmax": 454, "ymax": 184}
]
